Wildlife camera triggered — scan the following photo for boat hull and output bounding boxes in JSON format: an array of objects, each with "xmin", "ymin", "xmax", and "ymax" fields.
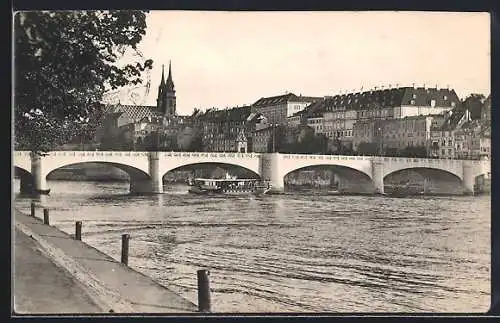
[{"xmin": 188, "ymin": 187, "xmax": 271, "ymax": 196}]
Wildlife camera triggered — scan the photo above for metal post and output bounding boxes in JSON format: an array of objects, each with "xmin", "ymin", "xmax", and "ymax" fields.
[
  {"xmin": 75, "ymin": 221, "xmax": 82, "ymax": 241},
  {"xmin": 43, "ymin": 209, "xmax": 49, "ymax": 225},
  {"xmin": 197, "ymin": 269, "xmax": 211, "ymax": 312},
  {"xmin": 121, "ymin": 234, "xmax": 130, "ymax": 266},
  {"xmin": 30, "ymin": 202, "xmax": 35, "ymax": 217}
]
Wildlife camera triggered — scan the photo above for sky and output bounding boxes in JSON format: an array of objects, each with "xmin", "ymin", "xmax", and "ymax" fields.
[{"xmin": 105, "ymin": 11, "xmax": 491, "ymax": 115}]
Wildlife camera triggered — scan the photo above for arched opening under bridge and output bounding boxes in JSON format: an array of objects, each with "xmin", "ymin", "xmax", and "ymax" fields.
[
  {"xmin": 384, "ymin": 167, "xmax": 465, "ymax": 195},
  {"xmin": 284, "ymin": 164, "xmax": 375, "ymax": 194},
  {"xmin": 162, "ymin": 162, "xmax": 261, "ymax": 193},
  {"xmin": 14, "ymin": 166, "xmax": 34, "ymax": 195},
  {"xmin": 46, "ymin": 162, "xmax": 150, "ymax": 195}
]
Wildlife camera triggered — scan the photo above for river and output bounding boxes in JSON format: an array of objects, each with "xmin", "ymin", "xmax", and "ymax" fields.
[{"xmin": 13, "ymin": 180, "xmax": 491, "ymax": 313}]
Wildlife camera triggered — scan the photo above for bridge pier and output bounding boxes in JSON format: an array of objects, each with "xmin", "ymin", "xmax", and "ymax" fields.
[
  {"xmin": 261, "ymin": 153, "xmax": 284, "ymax": 193},
  {"xmin": 128, "ymin": 152, "xmax": 163, "ymax": 194},
  {"xmin": 371, "ymin": 159, "xmax": 385, "ymax": 195},
  {"xmin": 19, "ymin": 176, "xmax": 34, "ymax": 194},
  {"xmin": 31, "ymin": 153, "xmax": 50, "ymax": 194},
  {"xmin": 148, "ymin": 152, "xmax": 163, "ymax": 194},
  {"xmin": 462, "ymin": 163, "xmax": 475, "ymax": 195}
]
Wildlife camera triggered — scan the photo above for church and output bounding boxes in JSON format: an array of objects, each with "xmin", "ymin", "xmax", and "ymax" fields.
[{"xmin": 95, "ymin": 61, "xmax": 189, "ymax": 149}]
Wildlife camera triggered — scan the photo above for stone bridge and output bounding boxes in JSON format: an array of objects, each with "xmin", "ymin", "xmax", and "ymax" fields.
[{"xmin": 13, "ymin": 151, "xmax": 490, "ymax": 195}]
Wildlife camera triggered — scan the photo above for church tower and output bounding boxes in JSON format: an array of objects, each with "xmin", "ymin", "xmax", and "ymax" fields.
[{"xmin": 156, "ymin": 61, "xmax": 176, "ymax": 116}]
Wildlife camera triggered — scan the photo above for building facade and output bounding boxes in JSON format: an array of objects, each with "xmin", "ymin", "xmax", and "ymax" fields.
[
  {"xmin": 353, "ymin": 114, "xmax": 445, "ymax": 154},
  {"xmin": 193, "ymin": 106, "xmax": 266, "ymax": 152},
  {"xmin": 252, "ymin": 93, "xmax": 320, "ymax": 125},
  {"xmin": 427, "ymin": 109, "xmax": 491, "ymax": 160},
  {"xmin": 293, "ymin": 87, "xmax": 457, "ymax": 152}
]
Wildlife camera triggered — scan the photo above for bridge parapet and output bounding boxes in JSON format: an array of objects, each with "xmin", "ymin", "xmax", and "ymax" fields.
[
  {"xmin": 13, "ymin": 151, "xmax": 31, "ymax": 157},
  {"xmin": 282, "ymin": 154, "xmax": 368, "ymax": 161},
  {"xmin": 47, "ymin": 151, "xmax": 151, "ymax": 157},
  {"xmin": 157, "ymin": 151, "xmax": 262, "ymax": 159}
]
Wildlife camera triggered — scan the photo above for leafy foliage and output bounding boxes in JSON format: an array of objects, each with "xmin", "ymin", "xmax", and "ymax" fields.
[
  {"xmin": 14, "ymin": 11, "xmax": 153, "ymax": 153},
  {"xmin": 460, "ymin": 94, "xmax": 486, "ymax": 120},
  {"xmin": 355, "ymin": 142, "xmax": 379, "ymax": 156},
  {"xmin": 187, "ymin": 131, "xmax": 204, "ymax": 152},
  {"xmin": 277, "ymin": 126, "xmax": 329, "ymax": 154}
]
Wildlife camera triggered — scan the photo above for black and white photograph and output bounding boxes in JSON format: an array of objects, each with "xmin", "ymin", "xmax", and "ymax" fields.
[{"xmin": 12, "ymin": 10, "xmax": 491, "ymax": 314}]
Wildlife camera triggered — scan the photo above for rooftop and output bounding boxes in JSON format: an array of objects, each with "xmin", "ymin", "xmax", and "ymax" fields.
[
  {"xmin": 253, "ymin": 93, "xmax": 321, "ymax": 107},
  {"xmin": 104, "ymin": 104, "xmax": 161, "ymax": 121}
]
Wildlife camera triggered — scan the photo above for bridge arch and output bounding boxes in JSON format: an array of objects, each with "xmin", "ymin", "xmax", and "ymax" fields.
[
  {"xmin": 45, "ymin": 162, "xmax": 151, "ymax": 194},
  {"xmin": 157, "ymin": 152, "xmax": 262, "ymax": 181},
  {"xmin": 278, "ymin": 155, "xmax": 373, "ymax": 178},
  {"xmin": 381, "ymin": 158, "xmax": 464, "ymax": 181},
  {"xmin": 384, "ymin": 167, "xmax": 463, "ymax": 182},
  {"xmin": 384, "ymin": 167, "xmax": 465, "ymax": 195},
  {"xmin": 283, "ymin": 164, "xmax": 375, "ymax": 193},
  {"xmin": 46, "ymin": 162, "xmax": 150, "ymax": 180},
  {"xmin": 14, "ymin": 166, "xmax": 34, "ymax": 194},
  {"xmin": 162, "ymin": 162, "xmax": 261, "ymax": 180}
]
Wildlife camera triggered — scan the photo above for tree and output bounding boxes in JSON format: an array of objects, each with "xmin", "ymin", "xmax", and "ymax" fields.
[
  {"xmin": 142, "ymin": 131, "xmax": 160, "ymax": 151},
  {"xmin": 14, "ymin": 11, "xmax": 153, "ymax": 153},
  {"xmin": 187, "ymin": 131, "xmax": 204, "ymax": 152},
  {"xmin": 356, "ymin": 142, "xmax": 379, "ymax": 156},
  {"xmin": 461, "ymin": 94, "xmax": 486, "ymax": 120},
  {"xmin": 331, "ymin": 138, "xmax": 354, "ymax": 155},
  {"xmin": 400, "ymin": 145, "xmax": 428, "ymax": 158},
  {"xmin": 99, "ymin": 129, "xmax": 132, "ymax": 151}
]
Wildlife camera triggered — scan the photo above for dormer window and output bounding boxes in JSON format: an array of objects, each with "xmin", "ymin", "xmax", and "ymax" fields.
[
  {"xmin": 411, "ymin": 100, "xmax": 415, "ymax": 105},
  {"xmin": 412, "ymin": 94, "xmax": 417, "ymax": 99},
  {"xmin": 444, "ymin": 95, "xmax": 448, "ymax": 101},
  {"xmin": 451, "ymin": 102, "xmax": 456, "ymax": 108}
]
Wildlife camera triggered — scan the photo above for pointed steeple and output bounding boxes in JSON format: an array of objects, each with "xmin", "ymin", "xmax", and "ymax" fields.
[
  {"xmin": 160, "ymin": 64, "xmax": 165, "ymax": 86},
  {"xmin": 166, "ymin": 60, "xmax": 175, "ymax": 91},
  {"xmin": 157, "ymin": 60, "xmax": 176, "ymax": 116}
]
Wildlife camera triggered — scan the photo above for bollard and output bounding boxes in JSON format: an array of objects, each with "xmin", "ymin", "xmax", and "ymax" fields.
[
  {"xmin": 75, "ymin": 221, "xmax": 82, "ymax": 241},
  {"xmin": 121, "ymin": 234, "xmax": 130, "ymax": 266},
  {"xmin": 197, "ymin": 269, "xmax": 211, "ymax": 313},
  {"xmin": 30, "ymin": 202, "xmax": 35, "ymax": 217},
  {"xmin": 43, "ymin": 209, "xmax": 49, "ymax": 225}
]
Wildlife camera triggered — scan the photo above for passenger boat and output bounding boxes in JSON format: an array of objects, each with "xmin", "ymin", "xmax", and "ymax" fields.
[{"xmin": 188, "ymin": 177, "xmax": 271, "ymax": 196}]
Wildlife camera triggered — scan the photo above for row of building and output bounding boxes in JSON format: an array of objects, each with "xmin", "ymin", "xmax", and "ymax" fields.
[{"xmin": 93, "ymin": 62, "xmax": 491, "ymax": 160}]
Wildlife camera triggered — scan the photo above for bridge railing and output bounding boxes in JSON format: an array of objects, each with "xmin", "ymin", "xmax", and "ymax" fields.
[
  {"xmin": 13, "ymin": 150, "xmax": 487, "ymax": 165},
  {"xmin": 158, "ymin": 152, "xmax": 262, "ymax": 158},
  {"xmin": 282, "ymin": 154, "xmax": 363, "ymax": 161},
  {"xmin": 46, "ymin": 151, "xmax": 150, "ymax": 157}
]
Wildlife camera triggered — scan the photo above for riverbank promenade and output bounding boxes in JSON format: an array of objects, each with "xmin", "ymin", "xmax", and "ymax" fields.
[{"xmin": 13, "ymin": 209, "xmax": 198, "ymax": 314}]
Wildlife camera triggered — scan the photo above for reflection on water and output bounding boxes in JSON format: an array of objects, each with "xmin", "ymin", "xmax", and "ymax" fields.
[{"xmin": 13, "ymin": 180, "xmax": 491, "ymax": 313}]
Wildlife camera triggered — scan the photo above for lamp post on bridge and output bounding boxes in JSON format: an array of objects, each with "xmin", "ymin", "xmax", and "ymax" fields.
[{"xmin": 374, "ymin": 102, "xmax": 384, "ymax": 157}]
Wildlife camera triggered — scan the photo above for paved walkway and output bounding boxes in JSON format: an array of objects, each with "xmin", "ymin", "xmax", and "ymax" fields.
[
  {"xmin": 13, "ymin": 228, "xmax": 102, "ymax": 314},
  {"xmin": 14, "ymin": 209, "xmax": 198, "ymax": 314}
]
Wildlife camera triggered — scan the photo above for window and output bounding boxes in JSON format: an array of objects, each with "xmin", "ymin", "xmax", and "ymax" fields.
[
  {"xmin": 412, "ymin": 94, "xmax": 417, "ymax": 99},
  {"xmin": 444, "ymin": 95, "xmax": 448, "ymax": 101},
  {"xmin": 411, "ymin": 100, "xmax": 415, "ymax": 105}
]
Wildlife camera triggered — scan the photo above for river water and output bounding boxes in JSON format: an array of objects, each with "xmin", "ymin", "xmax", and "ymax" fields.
[{"xmin": 13, "ymin": 180, "xmax": 491, "ymax": 313}]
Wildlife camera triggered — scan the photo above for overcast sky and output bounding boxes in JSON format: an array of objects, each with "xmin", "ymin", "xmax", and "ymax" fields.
[{"xmin": 109, "ymin": 11, "xmax": 490, "ymax": 115}]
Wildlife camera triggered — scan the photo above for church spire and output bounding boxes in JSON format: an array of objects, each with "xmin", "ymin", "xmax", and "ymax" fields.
[
  {"xmin": 157, "ymin": 60, "xmax": 176, "ymax": 116},
  {"xmin": 160, "ymin": 64, "xmax": 165, "ymax": 86},
  {"xmin": 166, "ymin": 60, "xmax": 174, "ymax": 91}
]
